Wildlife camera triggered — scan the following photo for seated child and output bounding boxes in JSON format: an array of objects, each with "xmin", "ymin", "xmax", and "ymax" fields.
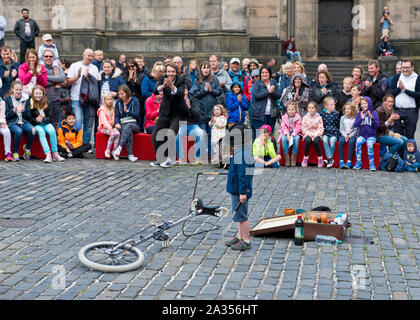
[
  {"xmin": 0, "ymin": 97, "xmax": 13, "ymax": 161},
  {"xmin": 338, "ymin": 103, "xmax": 358, "ymax": 169},
  {"xmin": 57, "ymin": 110, "xmax": 91, "ymax": 158},
  {"xmin": 278, "ymin": 102, "xmax": 302, "ymax": 167},
  {"xmin": 353, "ymin": 96, "xmax": 380, "ymax": 170},
  {"xmin": 403, "ymin": 139, "xmax": 420, "ymax": 172},
  {"xmin": 97, "ymin": 93, "xmax": 121, "ymax": 160},
  {"xmin": 29, "ymin": 85, "xmax": 65, "ymax": 163},
  {"xmin": 209, "ymin": 104, "xmax": 228, "ymax": 164},
  {"xmin": 144, "ymin": 92, "xmax": 162, "ymax": 135},
  {"xmin": 301, "ymin": 101, "xmax": 324, "ymax": 168},
  {"xmin": 253, "ymin": 125, "xmax": 281, "ymax": 168},
  {"xmin": 226, "ymin": 80, "xmax": 249, "ymax": 127},
  {"xmin": 320, "ymin": 96, "xmax": 340, "ymax": 168}
]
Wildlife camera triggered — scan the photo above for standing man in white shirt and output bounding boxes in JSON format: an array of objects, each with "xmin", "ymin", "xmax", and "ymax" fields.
[
  {"xmin": 66, "ymin": 49, "xmax": 99, "ymax": 145},
  {"xmin": 389, "ymin": 60, "xmax": 420, "ymax": 140}
]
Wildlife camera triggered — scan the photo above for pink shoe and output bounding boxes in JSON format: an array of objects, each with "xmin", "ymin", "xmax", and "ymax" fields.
[
  {"xmin": 44, "ymin": 152, "xmax": 52, "ymax": 163},
  {"xmin": 52, "ymin": 152, "xmax": 65, "ymax": 162},
  {"xmin": 301, "ymin": 156, "xmax": 308, "ymax": 168},
  {"xmin": 317, "ymin": 156, "xmax": 324, "ymax": 168}
]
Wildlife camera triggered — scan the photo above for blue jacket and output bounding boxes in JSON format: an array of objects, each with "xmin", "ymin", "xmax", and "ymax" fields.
[
  {"xmin": 114, "ymin": 96, "xmax": 140, "ymax": 126},
  {"xmin": 0, "ymin": 60, "xmax": 20, "ymax": 98},
  {"xmin": 227, "ymin": 146, "xmax": 254, "ymax": 198},
  {"xmin": 249, "ymin": 79, "xmax": 282, "ymax": 122},
  {"xmin": 226, "ymin": 82, "xmax": 249, "ymax": 124},
  {"xmin": 379, "ymin": 152, "xmax": 405, "ymax": 172},
  {"xmin": 98, "ymin": 68, "xmax": 126, "ymax": 94},
  {"xmin": 141, "ymin": 75, "xmax": 157, "ymax": 101}
]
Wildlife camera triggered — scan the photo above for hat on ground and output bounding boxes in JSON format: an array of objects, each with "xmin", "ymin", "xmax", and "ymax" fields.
[
  {"xmin": 42, "ymin": 34, "xmax": 53, "ymax": 41},
  {"xmin": 230, "ymin": 57, "xmax": 240, "ymax": 65}
]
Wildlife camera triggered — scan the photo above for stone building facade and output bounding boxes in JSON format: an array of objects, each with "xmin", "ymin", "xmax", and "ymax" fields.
[{"xmin": 1, "ymin": 0, "xmax": 419, "ymax": 61}]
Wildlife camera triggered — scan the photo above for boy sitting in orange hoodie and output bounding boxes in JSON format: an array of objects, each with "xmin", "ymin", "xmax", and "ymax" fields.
[{"xmin": 57, "ymin": 110, "xmax": 91, "ymax": 158}]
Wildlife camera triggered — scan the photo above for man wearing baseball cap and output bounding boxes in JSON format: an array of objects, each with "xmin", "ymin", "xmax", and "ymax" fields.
[{"xmin": 228, "ymin": 57, "xmax": 248, "ymax": 96}]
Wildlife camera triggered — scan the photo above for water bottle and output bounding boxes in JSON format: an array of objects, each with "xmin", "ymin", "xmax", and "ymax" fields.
[
  {"xmin": 315, "ymin": 235, "xmax": 342, "ymax": 246},
  {"xmin": 294, "ymin": 215, "xmax": 304, "ymax": 246}
]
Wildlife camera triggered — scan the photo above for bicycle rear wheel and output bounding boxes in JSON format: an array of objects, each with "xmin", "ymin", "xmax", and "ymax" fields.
[{"xmin": 78, "ymin": 241, "xmax": 144, "ymax": 273}]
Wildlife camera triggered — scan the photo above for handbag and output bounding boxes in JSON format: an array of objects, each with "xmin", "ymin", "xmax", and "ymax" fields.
[
  {"xmin": 120, "ymin": 116, "xmax": 137, "ymax": 124},
  {"xmin": 270, "ymin": 99, "xmax": 282, "ymax": 119},
  {"xmin": 386, "ymin": 154, "xmax": 398, "ymax": 171}
]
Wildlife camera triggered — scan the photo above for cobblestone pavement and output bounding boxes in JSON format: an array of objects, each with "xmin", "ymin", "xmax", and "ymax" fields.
[{"xmin": 0, "ymin": 157, "xmax": 419, "ymax": 301}]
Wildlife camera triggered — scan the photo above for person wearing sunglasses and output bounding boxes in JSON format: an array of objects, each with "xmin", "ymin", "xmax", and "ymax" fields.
[{"xmin": 42, "ymin": 48, "xmax": 66, "ymax": 129}]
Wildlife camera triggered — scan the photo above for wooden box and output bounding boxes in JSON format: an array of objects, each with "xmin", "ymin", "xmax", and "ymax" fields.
[{"xmin": 250, "ymin": 211, "xmax": 350, "ymax": 241}]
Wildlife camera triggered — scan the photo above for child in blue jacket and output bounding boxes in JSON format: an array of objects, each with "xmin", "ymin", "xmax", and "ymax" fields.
[
  {"xmin": 225, "ymin": 81, "xmax": 249, "ymax": 127},
  {"xmin": 225, "ymin": 123, "xmax": 254, "ymax": 251}
]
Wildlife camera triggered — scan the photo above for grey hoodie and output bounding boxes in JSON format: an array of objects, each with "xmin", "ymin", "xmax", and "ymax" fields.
[{"xmin": 213, "ymin": 68, "xmax": 232, "ymax": 93}]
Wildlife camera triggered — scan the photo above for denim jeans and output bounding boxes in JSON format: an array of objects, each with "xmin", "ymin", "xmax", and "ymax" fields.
[
  {"xmin": 287, "ymin": 50, "xmax": 302, "ymax": 62},
  {"xmin": 9, "ymin": 122, "xmax": 35, "ymax": 153},
  {"xmin": 35, "ymin": 123, "xmax": 58, "ymax": 153},
  {"xmin": 280, "ymin": 135, "xmax": 300, "ymax": 155},
  {"xmin": 254, "ymin": 156, "xmax": 279, "ymax": 168},
  {"xmin": 176, "ymin": 124, "xmax": 206, "ymax": 161},
  {"xmin": 376, "ymin": 134, "xmax": 407, "ymax": 156},
  {"xmin": 338, "ymin": 136, "xmax": 356, "ymax": 162},
  {"xmin": 71, "ymin": 100, "xmax": 95, "ymax": 145},
  {"xmin": 199, "ymin": 122, "xmax": 212, "ymax": 155},
  {"xmin": 322, "ymin": 135, "xmax": 338, "ymax": 159}
]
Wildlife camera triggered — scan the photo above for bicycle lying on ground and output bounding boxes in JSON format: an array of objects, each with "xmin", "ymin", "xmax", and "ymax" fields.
[{"xmin": 78, "ymin": 172, "xmax": 230, "ymax": 273}]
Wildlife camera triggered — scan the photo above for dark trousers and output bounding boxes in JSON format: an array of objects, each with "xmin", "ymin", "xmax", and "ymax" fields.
[
  {"xmin": 393, "ymin": 108, "xmax": 418, "ymax": 140},
  {"xmin": 151, "ymin": 116, "xmax": 182, "ymax": 162},
  {"xmin": 0, "ymin": 38, "xmax": 4, "ymax": 47},
  {"xmin": 19, "ymin": 39, "xmax": 35, "ymax": 63},
  {"xmin": 338, "ymin": 136, "xmax": 356, "ymax": 162},
  {"xmin": 304, "ymin": 136, "xmax": 322, "ymax": 157},
  {"xmin": 58, "ymin": 143, "xmax": 91, "ymax": 158}
]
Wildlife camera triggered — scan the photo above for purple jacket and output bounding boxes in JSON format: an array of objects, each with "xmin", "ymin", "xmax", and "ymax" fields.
[{"xmin": 353, "ymin": 96, "xmax": 380, "ymax": 139}]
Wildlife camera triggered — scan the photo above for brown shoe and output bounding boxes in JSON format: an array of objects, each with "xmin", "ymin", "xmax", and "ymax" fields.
[
  {"xmin": 291, "ymin": 154, "xmax": 297, "ymax": 167},
  {"xmin": 285, "ymin": 154, "xmax": 291, "ymax": 167}
]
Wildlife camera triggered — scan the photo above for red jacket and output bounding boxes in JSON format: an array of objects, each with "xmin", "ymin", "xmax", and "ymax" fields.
[
  {"xmin": 144, "ymin": 94, "xmax": 160, "ymax": 130},
  {"xmin": 18, "ymin": 62, "xmax": 48, "ymax": 87},
  {"xmin": 282, "ymin": 40, "xmax": 297, "ymax": 53}
]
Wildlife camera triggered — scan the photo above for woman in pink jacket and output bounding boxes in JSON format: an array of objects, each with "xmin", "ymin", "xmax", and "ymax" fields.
[
  {"xmin": 301, "ymin": 101, "xmax": 324, "ymax": 167},
  {"xmin": 277, "ymin": 102, "xmax": 302, "ymax": 167},
  {"xmin": 144, "ymin": 92, "xmax": 162, "ymax": 134},
  {"xmin": 18, "ymin": 48, "xmax": 47, "ymax": 99}
]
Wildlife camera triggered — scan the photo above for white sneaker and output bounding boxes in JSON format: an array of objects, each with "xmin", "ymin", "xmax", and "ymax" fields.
[
  {"xmin": 113, "ymin": 146, "xmax": 122, "ymax": 157},
  {"xmin": 150, "ymin": 161, "xmax": 160, "ymax": 167},
  {"xmin": 128, "ymin": 155, "xmax": 138, "ymax": 162},
  {"xmin": 160, "ymin": 158, "xmax": 173, "ymax": 168}
]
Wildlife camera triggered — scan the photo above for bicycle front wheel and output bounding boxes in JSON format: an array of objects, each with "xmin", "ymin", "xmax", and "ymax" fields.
[{"xmin": 78, "ymin": 241, "xmax": 144, "ymax": 273}]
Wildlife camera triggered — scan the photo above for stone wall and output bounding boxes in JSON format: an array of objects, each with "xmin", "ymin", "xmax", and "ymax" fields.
[{"xmin": 1, "ymin": 0, "xmax": 419, "ymax": 61}]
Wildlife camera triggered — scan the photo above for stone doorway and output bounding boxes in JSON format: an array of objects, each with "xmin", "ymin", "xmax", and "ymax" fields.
[{"xmin": 318, "ymin": 0, "xmax": 354, "ymax": 57}]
